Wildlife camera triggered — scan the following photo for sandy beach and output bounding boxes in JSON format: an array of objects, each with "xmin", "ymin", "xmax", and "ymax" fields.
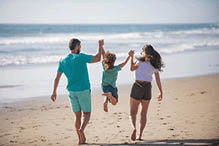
[{"xmin": 0, "ymin": 74, "xmax": 219, "ymax": 146}]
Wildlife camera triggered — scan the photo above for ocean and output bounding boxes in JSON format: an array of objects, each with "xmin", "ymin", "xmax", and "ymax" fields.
[{"xmin": 0, "ymin": 23, "xmax": 219, "ymax": 102}]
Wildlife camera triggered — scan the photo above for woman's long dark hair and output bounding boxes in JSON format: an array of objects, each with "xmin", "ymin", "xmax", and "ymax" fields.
[{"xmin": 137, "ymin": 45, "xmax": 164, "ymax": 71}]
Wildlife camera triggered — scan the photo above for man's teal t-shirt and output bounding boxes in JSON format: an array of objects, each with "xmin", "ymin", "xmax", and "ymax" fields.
[
  {"xmin": 57, "ymin": 53, "xmax": 93, "ymax": 92},
  {"xmin": 102, "ymin": 61, "xmax": 122, "ymax": 88}
]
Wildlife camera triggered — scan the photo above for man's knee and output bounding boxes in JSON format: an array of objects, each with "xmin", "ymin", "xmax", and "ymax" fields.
[{"xmin": 83, "ymin": 112, "xmax": 91, "ymax": 117}]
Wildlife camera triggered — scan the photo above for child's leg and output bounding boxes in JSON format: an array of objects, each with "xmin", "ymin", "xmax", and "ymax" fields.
[
  {"xmin": 102, "ymin": 92, "xmax": 117, "ymax": 105},
  {"xmin": 103, "ymin": 97, "xmax": 108, "ymax": 112}
]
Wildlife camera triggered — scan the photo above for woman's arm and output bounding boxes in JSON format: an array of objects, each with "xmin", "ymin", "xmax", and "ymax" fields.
[
  {"xmin": 129, "ymin": 50, "xmax": 138, "ymax": 71},
  {"xmin": 154, "ymin": 72, "xmax": 163, "ymax": 101}
]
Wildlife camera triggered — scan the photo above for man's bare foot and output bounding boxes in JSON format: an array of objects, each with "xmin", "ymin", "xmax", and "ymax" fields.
[
  {"xmin": 103, "ymin": 102, "xmax": 108, "ymax": 112},
  {"xmin": 78, "ymin": 129, "xmax": 86, "ymax": 144},
  {"xmin": 102, "ymin": 92, "xmax": 117, "ymax": 105},
  {"xmin": 76, "ymin": 129, "xmax": 82, "ymax": 145},
  {"xmin": 131, "ymin": 129, "xmax": 136, "ymax": 141}
]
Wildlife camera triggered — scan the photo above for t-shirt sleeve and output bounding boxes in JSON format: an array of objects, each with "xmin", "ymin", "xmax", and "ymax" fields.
[
  {"xmin": 57, "ymin": 60, "xmax": 63, "ymax": 73},
  {"xmin": 115, "ymin": 64, "xmax": 122, "ymax": 72},
  {"xmin": 81, "ymin": 53, "xmax": 93, "ymax": 63},
  {"xmin": 154, "ymin": 68, "xmax": 159, "ymax": 73}
]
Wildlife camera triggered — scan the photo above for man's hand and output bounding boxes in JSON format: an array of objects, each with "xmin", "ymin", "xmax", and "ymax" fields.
[
  {"xmin": 51, "ymin": 93, "xmax": 57, "ymax": 102},
  {"xmin": 99, "ymin": 40, "xmax": 104, "ymax": 46}
]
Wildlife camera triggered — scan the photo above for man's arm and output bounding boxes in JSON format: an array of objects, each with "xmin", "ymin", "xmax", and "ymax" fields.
[
  {"xmin": 91, "ymin": 40, "xmax": 104, "ymax": 63},
  {"xmin": 51, "ymin": 72, "xmax": 62, "ymax": 102}
]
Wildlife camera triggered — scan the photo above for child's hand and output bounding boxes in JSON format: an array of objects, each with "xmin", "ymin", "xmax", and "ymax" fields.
[
  {"xmin": 99, "ymin": 40, "xmax": 104, "ymax": 46},
  {"xmin": 128, "ymin": 50, "xmax": 134, "ymax": 57}
]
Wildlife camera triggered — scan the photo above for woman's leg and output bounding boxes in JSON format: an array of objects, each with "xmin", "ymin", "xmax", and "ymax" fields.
[
  {"xmin": 138, "ymin": 100, "xmax": 150, "ymax": 140},
  {"xmin": 130, "ymin": 97, "xmax": 141, "ymax": 141}
]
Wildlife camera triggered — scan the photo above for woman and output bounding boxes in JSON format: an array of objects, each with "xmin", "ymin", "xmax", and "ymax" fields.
[{"xmin": 129, "ymin": 45, "xmax": 163, "ymax": 141}]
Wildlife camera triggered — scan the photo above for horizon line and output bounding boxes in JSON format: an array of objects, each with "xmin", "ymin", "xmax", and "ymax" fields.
[{"xmin": 0, "ymin": 22, "xmax": 218, "ymax": 25}]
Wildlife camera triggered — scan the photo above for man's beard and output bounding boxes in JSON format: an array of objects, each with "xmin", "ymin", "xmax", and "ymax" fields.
[{"xmin": 75, "ymin": 50, "xmax": 80, "ymax": 54}]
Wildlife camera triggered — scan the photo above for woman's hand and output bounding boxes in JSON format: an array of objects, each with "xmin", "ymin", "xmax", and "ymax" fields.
[{"xmin": 158, "ymin": 94, "xmax": 162, "ymax": 101}]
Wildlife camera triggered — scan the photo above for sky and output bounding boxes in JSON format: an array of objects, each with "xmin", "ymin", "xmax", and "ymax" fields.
[{"xmin": 0, "ymin": 0, "xmax": 218, "ymax": 24}]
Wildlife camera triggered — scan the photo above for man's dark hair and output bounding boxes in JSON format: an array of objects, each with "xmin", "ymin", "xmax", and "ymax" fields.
[{"xmin": 69, "ymin": 38, "xmax": 81, "ymax": 50}]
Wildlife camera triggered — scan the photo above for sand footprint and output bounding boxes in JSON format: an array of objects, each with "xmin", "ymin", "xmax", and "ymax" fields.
[
  {"xmin": 64, "ymin": 136, "xmax": 71, "ymax": 139},
  {"xmin": 200, "ymin": 91, "xmax": 207, "ymax": 94}
]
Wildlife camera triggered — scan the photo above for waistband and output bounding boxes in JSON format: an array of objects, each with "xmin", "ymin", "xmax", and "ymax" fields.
[
  {"xmin": 135, "ymin": 80, "xmax": 151, "ymax": 88},
  {"xmin": 136, "ymin": 80, "xmax": 151, "ymax": 83}
]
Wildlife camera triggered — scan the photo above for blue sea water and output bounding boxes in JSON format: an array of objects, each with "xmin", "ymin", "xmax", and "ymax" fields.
[
  {"xmin": 0, "ymin": 23, "xmax": 219, "ymax": 66},
  {"xmin": 0, "ymin": 23, "xmax": 219, "ymax": 102}
]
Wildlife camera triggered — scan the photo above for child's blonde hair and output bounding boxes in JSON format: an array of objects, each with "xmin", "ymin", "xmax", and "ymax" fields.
[{"xmin": 103, "ymin": 51, "xmax": 116, "ymax": 70}]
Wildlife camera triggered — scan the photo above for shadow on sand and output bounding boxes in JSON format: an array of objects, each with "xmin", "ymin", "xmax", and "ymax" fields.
[{"xmin": 83, "ymin": 138, "xmax": 219, "ymax": 146}]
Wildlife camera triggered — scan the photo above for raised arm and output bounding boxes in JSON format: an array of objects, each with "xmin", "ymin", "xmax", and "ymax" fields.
[
  {"xmin": 51, "ymin": 72, "xmax": 62, "ymax": 102},
  {"xmin": 91, "ymin": 40, "xmax": 104, "ymax": 63},
  {"xmin": 154, "ymin": 72, "xmax": 163, "ymax": 101},
  {"xmin": 121, "ymin": 55, "xmax": 131, "ymax": 68},
  {"xmin": 129, "ymin": 50, "xmax": 138, "ymax": 71},
  {"xmin": 101, "ymin": 44, "xmax": 105, "ymax": 60}
]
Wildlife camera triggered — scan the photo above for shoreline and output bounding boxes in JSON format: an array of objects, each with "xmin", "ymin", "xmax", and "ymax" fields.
[{"xmin": 0, "ymin": 72, "xmax": 218, "ymax": 107}]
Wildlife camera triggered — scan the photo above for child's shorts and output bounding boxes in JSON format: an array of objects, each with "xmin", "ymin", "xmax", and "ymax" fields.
[
  {"xmin": 130, "ymin": 81, "xmax": 152, "ymax": 100},
  {"xmin": 68, "ymin": 89, "xmax": 91, "ymax": 112},
  {"xmin": 102, "ymin": 85, "xmax": 118, "ymax": 101}
]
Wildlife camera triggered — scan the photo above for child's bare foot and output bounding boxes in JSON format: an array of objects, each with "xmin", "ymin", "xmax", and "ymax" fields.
[
  {"xmin": 131, "ymin": 129, "xmax": 136, "ymax": 141},
  {"xmin": 102, "ymin": 92, "xmax": 117, "ymax": 105},
  {"xmin": 103, "ymin": 102, "xmax": 108, "ymax": 112}
]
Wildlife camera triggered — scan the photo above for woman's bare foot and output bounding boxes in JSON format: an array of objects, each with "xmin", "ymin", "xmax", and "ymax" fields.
[
  {"xmin": 103, "ymin": 102, "xmax": 108, "ymax": 112},
  {"xmin": 136, "ymin": 136, "xmax": 142, "ymax": 141},
  {"xmin": 102, "ymin": 92, "xmax": 117, "ymax": 105},
  {"xmin": 131, "ymin": 129, "xmax": 136, "ymax": 141}
]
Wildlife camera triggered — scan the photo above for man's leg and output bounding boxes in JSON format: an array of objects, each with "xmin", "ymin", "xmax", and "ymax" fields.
[
  {"xmin": 74, "ymin": 110, "xmax": 82, "ymax": 144},
  {"xmin": 77, "ymin": 89, "xmax": 92, "ymax": 144},
  {"xmin": 78, "ymin": 112, "xmax": 91, "ymax": 144}
]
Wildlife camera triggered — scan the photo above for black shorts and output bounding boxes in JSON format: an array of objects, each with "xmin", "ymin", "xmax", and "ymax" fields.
[{"xmin": 130, "ymin": 81, "xmax": 152, "ymax": 100}]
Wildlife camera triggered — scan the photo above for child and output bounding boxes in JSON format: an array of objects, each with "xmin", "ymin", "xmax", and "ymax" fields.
[{"xmin": 101, "ymin": 47, "xmax": 131, "ymax": 112}]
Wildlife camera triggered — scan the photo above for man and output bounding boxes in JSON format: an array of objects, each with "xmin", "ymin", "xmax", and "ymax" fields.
[{"xmin": 51, "ymin": 38, "xmax": 103, "ymax": 144}]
